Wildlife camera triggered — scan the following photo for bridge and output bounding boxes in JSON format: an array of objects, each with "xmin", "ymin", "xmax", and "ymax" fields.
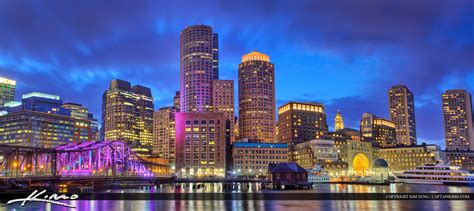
[{"xmin": 0, "ymin": 141, "xmax": 172, "ymax": 183}]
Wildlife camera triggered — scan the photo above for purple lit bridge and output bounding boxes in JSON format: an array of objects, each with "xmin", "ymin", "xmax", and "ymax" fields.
[{"xmin": 0, "ymin": 141, "xmax": 172, "ymax": 183}]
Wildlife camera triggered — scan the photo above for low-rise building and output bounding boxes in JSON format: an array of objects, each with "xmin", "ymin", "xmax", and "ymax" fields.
[
  {"xmin": 378, "ymin": 144, "xmax": 441, "ymax": 172},
  {"xmin": 232, "ymin": 142, "xmax": 288, "ymax": 177},
  {"xmin": 291, "ymin": 139, "xmax": 339, "ymax": 170}
]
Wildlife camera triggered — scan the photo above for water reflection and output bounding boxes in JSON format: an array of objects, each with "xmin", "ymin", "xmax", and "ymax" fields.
[{"xmin": 2, "ymin": 183, "xmax": 473, "ymax": 210}]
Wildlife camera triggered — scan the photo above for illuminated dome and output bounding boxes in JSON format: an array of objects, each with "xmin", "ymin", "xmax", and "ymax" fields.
[
  {"xmin": 242, "ymin": 51, "xmax": 270, "ymax": 62},
  {"xmin": 372, "ymin": 159, "xmax": 389, "ymax": 168}
]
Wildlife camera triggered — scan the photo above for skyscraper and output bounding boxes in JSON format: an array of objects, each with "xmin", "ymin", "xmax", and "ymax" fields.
[
  {"xmin": 0, "ymin": 77, "xmax": 16, "ymax": 107},
  {"xmin": 334, "ymin": 110, "xmax": 344, "ymax": 131},
  {"xmin": 238, "ymin": 51, "xmax": 275, "ymax": 143},
  {"xmin": 360, "ymin": 112, "xmax": 396, "ymax": 147},
  {"xmin": 102, "ymin": 79, "xmax": 154, "ymax": 147},
  {"xmin": 277, "ymin": 102, "xmax": 327, "ymax": 142},
  {"xmin": 175, "ymin": 112, "xmax": 226, "ymax": 177},
  {"xmin": 389, "ymin": 85, "xmax": 417, "ymax": 145},
  {"xmin": 212, "ymin": 80, "xmax": 235, "ymax": 143},
  {"xmin": 173, "ymin": 91, "xmax": 181, "ymax": 111},
  {"xmin": 442, "ymin": 89, "xmax": 474, "ymax": 151},
  {"xmin": 180, "ymin": 25, "xmax": 218, "ymax": 112},
  {"xmin": 153, "ymin": 106, "xmax": 178, "ymax": 166}
]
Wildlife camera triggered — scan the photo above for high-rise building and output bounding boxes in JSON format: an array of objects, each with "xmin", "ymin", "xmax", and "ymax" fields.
[
  {"xmin": 212, "ymin": 33, "xmax": 219, "ymax": 80},
  {"xmin": 360, "ymin": 112, "xmax": 396, "ymax": 147},
  {"xmin": 0, "ymin": 92, "xmax": 96, "ymax": 148},
  {"xmin": 62, "ymin": 102, "xmax": 99, "ymax": 141},
  {"xmin": 334, "ymin": 110, "xmax": 344, "ymax": 131},
  {"xmin": 173, "ymin": 91, "xmax": 181, "ymax": 111},
  {"xmin": 442, "ymin": 89, "xmax": 474, "ymax": 151},
  {"xmin": 153, "ymin": 106, "xmax": 177, "ymax": 166},
  {"xmin": 389, "ymin": 85, "xmax": 417, "ymax": 145},
  {"xmin": 0, "ymin": 77, "xmax": 16, "ymax": 107},
  {"xmin": 212, "ymin": 80, "xmax": 235, "ymax": 143},
  {"xmin": 238, "ymin": 51, "xmax": 275, "ymax": 143},
  {"xmin": 180, "ymin": 25, "xmax": 218, "ymax": 112},
  {"xmin": 102, "ymin": 79, "xmax": 154, "ymax": 147},
  {"xmin": 277, "ymin": 102, "xmax": 327, "ymax": 142},
  {"xmin": 175, "ymin": 112, "xmax": 226, "ymax": 177}
]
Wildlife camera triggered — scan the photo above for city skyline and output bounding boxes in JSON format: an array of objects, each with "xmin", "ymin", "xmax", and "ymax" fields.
[{"xmin": 1, "ymin": 1, "xmax": 473, "ymax": 148}]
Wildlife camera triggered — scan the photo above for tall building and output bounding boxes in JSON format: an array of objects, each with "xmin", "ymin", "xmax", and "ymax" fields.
[
  {"xmin": 173, "ymin": 91, "xmax": 180, "ymax": 111},
  {"xmin": 212, "ymin": 80, "xmax": 235, "ymax": 143},
  {"xmin": 277, "ymin": 102, "xmax": 327, "ymax": 142},
  {"xmin": 175, "ymin": 112, "xmax": 226, "ymax": 177},
  {"xmin": 62, "ymin": 102, "xmax": 99, "ymax": 141},
  {"xmin": 102, "ymin": 79, "xmax": 154, "ymax": 147},
  {"xmin": 334, "ymin": 110, "xmax": 344, "ymax": 131},
  {"xmin": 0, "ymin": 77, "xmax": 16, "ymax": 107},
  {"xmin": 442, "ymin": 89, "xmax": 474, "ymax": 151},
  {"xmin": 238, "ymin": 51, "xmax": 276, "ymax": 143},
  {"xmin": 153, "ymin": 106, "xmax": 177, "ymax": 166},
  {"xmin": 212, "ymin": 33, "xmax": 219, "ymax": 80},
  {"xmin": 0, "ymin": 92, "xmax": 96, "ymax": 148},
  {"xmin": 360, "ymin": 112, "xmax": 396, "ymax": 147},
  {"xmin": 389, "ymin": 85, "xmax": 417, "ymax": 145},
  {"xmin": 180, "ymin": 25, "xmax": 218, "ymax": 112}
]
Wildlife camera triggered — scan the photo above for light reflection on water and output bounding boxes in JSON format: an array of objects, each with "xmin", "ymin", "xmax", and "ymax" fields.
[{"xmin": 2, "ymin": 183, "xmax": 473, "ymax": 210}]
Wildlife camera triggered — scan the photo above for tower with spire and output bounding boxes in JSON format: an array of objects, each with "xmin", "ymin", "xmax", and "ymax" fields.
[{"xmin": 334, "ymin": 110, "xmax": 344, "ymax": 131}]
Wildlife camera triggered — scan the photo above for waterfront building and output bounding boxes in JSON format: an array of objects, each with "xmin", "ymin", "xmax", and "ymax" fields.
[
  {"xmin": 291, "ymin": 139, "xmax": 339, "ymax": 170},
  {"xmin": 153, "ymin": 106, "xmax": 178, "ymax": 166},
  {"xmin": 175, "ymin": 112, "xmax": 226, "ymax": 177},
  {"xmin": 334, "ymin": 110, "xmax": 344, "ymax": 131},
  {"xmin": 442, "ymin": 89, "xmax": 474, "ymax": 151},
  {"xmin": 269, "ymin": 162, "xmax": 308, "ymax": 188},
  {"xmin": 378, "ymin": 144, "xmax": 441, "ymax": 172},
  {"xmin": 212, "ymin": 80, "xmax": 235, "ymax": 143},
  {"xmin": 180, "ymin": 25, "xmax": 218, "ymax": 112},
  {"xmin": 231, "ymin": 142, "xmax": 288, "ymax": 177},
  {"xmin": 173, "ymin": 91, "xmax": 180, "ymax": 111},
  {"xmin": 102, "ymin": 79, "xmax": 154, "ymax": 147},
  {"xmin": 0, "ymin": 77, "xmax": 16, "ymax": 108},
  {"xmin": 444, "ymin": 151, "xmax": 474, "ymax": 171},
  {"xmin": 238, "ymin": 51, "xmax": 276, "ymax": 143},
  {"xmin": 360, "ymin": 112, "xmax": 396, "ymax": 147},
  {"xmin": 0, "ymin": 93, "xmax": 96, "ymax": 148},
  {"xmin": 389, "ymin": 85, "xmax": 417, "ymax": 145},
  {"xmin": 277, "ymin": 102, "xmax": 327, "ymax": 142}
]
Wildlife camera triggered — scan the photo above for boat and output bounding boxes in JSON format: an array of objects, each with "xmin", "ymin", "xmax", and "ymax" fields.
[
  {"xmin": 394, "ymin": 162, "xmax": 474, "ymax": 186},
  {"xmin": 308, "ymin": 164, "xmax": 330, "ymax": 184}
]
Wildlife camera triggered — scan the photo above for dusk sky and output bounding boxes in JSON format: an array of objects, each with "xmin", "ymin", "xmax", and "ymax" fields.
[{"xmin": 1, "ymin": 1, "xmax": 473, "ymax": 148}]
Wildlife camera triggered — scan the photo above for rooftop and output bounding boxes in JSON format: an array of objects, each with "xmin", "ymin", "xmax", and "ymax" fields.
[{"xmin": 242, "ymin": 51, "xmax": 270, "ymax": 63}]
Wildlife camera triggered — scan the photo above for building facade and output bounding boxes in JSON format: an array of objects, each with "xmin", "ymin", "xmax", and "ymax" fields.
[
  {"xmin": 445, "ymin": 151, "xmax": 474, "ymax": 171},
  {"xmin": 232, "ymin": 142, "xmax": 288, "ymax": 177},
  {"xmin": 212, "ymin": 80, "xmax": 235, "ymax": 143},
  {"xmin": 442, "ymin": 89, "xmax": 474, "ymax": 151},
  {"xmin": 360, "ymin": 112, "xmax": 396, "ymax": 147},
  {"xmin": 378, "ymin": 144, "xmax": 441, "ymax": 172},
  {"xmin": 0, "ymin": 93, "xmax": 96, "ymax": 148},
  {"xmin": 388, "ymin": 85, "xmax": 417, "ymax": 145},
  {"xmin": 277, "ymin": 102, "xmax": 327, "ymax": 142},
  {"xmin": 0, "ymin": 77, "xmax": 16, "ymax": 107},
  {"xmin": 291, "ymin": 139, "xmax": 339, "ymax": 169},
  {"xmin": 175, "ymin": 112, "xmax": 226, "ymax": 177},
  {"xmin": 153, "ymin": 106, "xmax": 178, "ymax": 166},
  {"xmin": 238, "ymin": 51, "xmax": 276, "ymax": 143},
  {"xmin": 180, "ymin": 25, "xmax": 218, "ymax": 112},
  {"xmin": 102, "ymin": 79, "xmax": 154, "ymax": 147}
]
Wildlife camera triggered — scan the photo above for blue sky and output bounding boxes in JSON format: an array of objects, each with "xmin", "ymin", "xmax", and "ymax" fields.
[{"xmin": 1, "ymin": 1, "xmax": 473, "ymax": 148}]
